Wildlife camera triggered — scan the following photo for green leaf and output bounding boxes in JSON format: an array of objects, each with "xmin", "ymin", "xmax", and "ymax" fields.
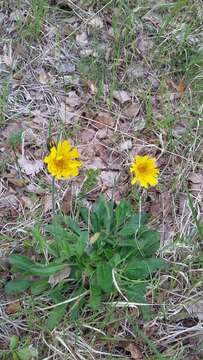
[
  {"xmin": 9, "ymin": 335, "xmax": 19, "ymax": 350},
  {"xmin": 96, "ymin": 262, "xmax": 113, "ymax": 293},
  {"xmin": 118, "ymin": 214, "xmax": 148, "ymax": 236},
  {"xmin": 124, "ymin": 283, "xmax": 150, "ymax": 320},
  {"xmin": 74, "ymin": 232, "xmax": 88, "ymax": 257},
  {"xmin": 90, "ymin": 285, "xmax": 102, "ymax": 310},
  {"xmin": 115, "ymin": 199, "xmax": 132, "ymax": 228},
  {"xmin": 126, "ymin": 257, "xmax": 165, "ymax": 280},
  {"xmin": 80, "ymin": 206, "xmax": 89, "ymax": 224},
  {"xmin": 33, "ymin": 227, "xmax": 47, "ymax": 253},
  {"xmin": 9, "ymin": 255, "xmax": 35, "ymax": 271},
  {"xmin": 46, "ymin": 224, "xmax": 78, "ymax": 242},
  {"xmin": 47, "ymin": 304, "xmax": 67, "ymax": 330},
  {"xmin": 65, "ymin": 216, "xmax": 81, "ymax": 235},
  {"xmin": 16, "ymin": 347, "xmax": 37, "ymax": 360},
  {"xmin": 5, "ymin": 280, "xmax": 30, "ymax": 295},
  {"xmin": 28, "ymin": 262, "xmax": 66, "ymax": 277},
  {"xmin": 137, "ymin": 230, "xmax": 160, "ymax": 257},
  {"xmin": 31, "ymin": 279, "xmax": 50, "ymax": 295}
]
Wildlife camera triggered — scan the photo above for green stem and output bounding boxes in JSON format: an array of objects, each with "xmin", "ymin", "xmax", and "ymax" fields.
[{"xmin": 52, "ymin": 176, "xmax": 56, "ymax": 218}]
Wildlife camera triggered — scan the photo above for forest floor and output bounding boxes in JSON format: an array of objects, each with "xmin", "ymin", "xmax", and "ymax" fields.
[{"xmin": 0, "ymin": 1, "xmax": 202, "ymax": 359}]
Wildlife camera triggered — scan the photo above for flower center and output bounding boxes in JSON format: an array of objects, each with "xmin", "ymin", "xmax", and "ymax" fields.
[
  {"xmin": 137, "ymin": 164, "xmax": 148, "ymax": 173},
  {"xmin": 55, "ymin": 155, "xmax": 66, "ymax": 168}
]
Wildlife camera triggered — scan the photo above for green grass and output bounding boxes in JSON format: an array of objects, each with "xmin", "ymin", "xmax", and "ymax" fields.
[
  {"xmin": 17, "ymin": 0, "xmax": 49, "ymax": 40},
  {"xmin": 0, "ymin": 80, "xmax": 9, "ymax": 126}
]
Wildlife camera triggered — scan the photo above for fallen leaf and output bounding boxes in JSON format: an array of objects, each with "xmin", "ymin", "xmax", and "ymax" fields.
[
  {"xmin": 137, "ymin": 35, "xmax": 154, "ymax": 55},
  {"xmin": 172, "ymin": 122, "xmax": 187, "ymax": 138},
  {"xmin": 26, "ymin": 183, "xmax": 43, "ymax": 194},
  {"xmin": 81, "ymin": 129, "xmax": 95, "ymax": 143},
  {"xmin": 100, "ymin": 171, "xmax": 118, "ymax": 187},
  {"xmin": 18, "ymin": 156, "xmax": 43, "ymax": 176},
  {"xmin": 86, "ymin": 80, "xmax": 97, "ymax": 95},
  {"xmin": 14, "ymin": 43, "xmax": 26, "ymax": 57},
  {"xmin": 134, "ymin": 117, "xmax": 146, "ymax": 131},
  {"xmin": 76, "ymin": 32, "xmax": 88, "ymax": 47},
  {"xmin": 96, "ymin": 127, "xmax": 109, "ymax": 140},
  {"xmin": 0, "ymin": 194, "xmax": 18, "ymax": 209},
  {"xmin": 188, "ymin": 173, "xmax": 203, "ymax": 184},
  {"xmin": 48, "ymin": 266, "xmax": 71, "ymax": 287},
  {"xmin": 168, "ymin": 78, "xmax": 186, "ymax": 96},
  {"xmin": 87, "ymin": 157, "xmax": 106, "ymax": 170},
  {"xmin": 65, "ymin": 91, "xmax": 81, "ymax": 107},
  {"xmin": 61, "ymin": 190, "xmax": 72, "ymax": 214},
  {"xmin": 39, "ymin": 68, "xmax": 49, "ymax": 84},
  {"xmin": 5, "ymin": 301, "xmax": 21, "ymax": 315},
  {"xmin": 3, "ymin": 44, "xmax": 13, "ymax": 67},
  {"xmin": 7, "ymin": 176, "xmax": 27, "ymax": 188},
  {"xmin": 89, "ymin": 16, "xmax": 103, "ymax": 29},
  {"xmin": 113, "ymin": 90, "xmax": 131, "ymax": 104},
  {"xmin": 21, "ymin": 196, "xmax": 34, "ymax": 209},
  {"xmin": 94, "ymin": 112, "xmax": 114, "ymax": 129},
  {"xmin": 59, "ymin": 103, "xmax": 76, "ymax": 123},
  {"xmin": 120, "ymin": 140, "xmax": 133, "ymax": 151},
  {"xmin": 44, "ymin": 195, "xmax": 53, "ymax": 213},
  {"xmin": 123, "ymin": 103, "xmax": 140, "ymax": 119},
  {"xmin": 125, "ymin": 343, "xmax": 143, "ymax": 360},
  {"xmin": 56, "ymin": 62, "xmax": 75, "ymax": 74},
  {"xmin": 2, "ymin": 122, "xmax": 22, "ymax": 139},
  {"xmin": 127, "ymin": 64, "xmax": 146, "ymax": 80},
  {"xmin": 187, "ymin": 300, "xmax": 203, "ymax": 321},
  {"xmin": 161, "ymin": 191, "xmax": 172, "ymax": 217}
]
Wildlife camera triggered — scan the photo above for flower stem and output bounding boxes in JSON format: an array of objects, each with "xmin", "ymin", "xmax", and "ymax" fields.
[{"xmin": 52, "ymin": 176, "xmax": 56, "ymax": 218}]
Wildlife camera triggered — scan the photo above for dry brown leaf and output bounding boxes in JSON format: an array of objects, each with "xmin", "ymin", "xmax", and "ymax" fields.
[
  {"xmin": 120, "ymin": 140, "xmax": 132, "ymax": 151},
  {"xmin": 61, "ymin": 190, "xmax": 72, "ymax": 214},
  {"xmin": 18, "ymin": 156, "xmax": 43, "ymax": 176},
  {"xmin": 7, "ymin": 176, "xmax": 27, "ymax": 188},
  {"xmin": 2, "ymin": 122, "xmax": 22, "ymax": 139},
  {"xmin": 100, "ymin": 170, "xmax": 118, "ymax": 187},
  {"xmin": 81, "ymin": 129, "xmax": 95, "ymax": 143},
  {"xmin": 94, "ymin": 112, "xmax": 114, "ymax": 129},
  {"xmin": 44, "ymin": 195, "xmax": 53, "ymax": 213},
  {"xmin": 187, "ymin": 300, "xmax": 203, "ymax": 321},
  {"xmin": 59, "ymin": 103, "xmax": 76, "ymax": 123},
  {"xmin": 113, "ymin": 90, "xmax": 131, "ymax": 104},
  {"xmin": 168, "ymin": 78, "xmax": 186, "ymax": 96},
  {"xmin": 14, "ymin": 43, "xmax": 26, "ymax": 57},
  {"xmin": 48, "ymin": 266, "xmax": 71, "ymax": 287},
  {"xmin": 86, "ymin": 80, "xmax": 97, "ymax": 95},
  {"xmin": 5, "ymin": 301, "xmax": 21, "ymax": 315},
  {"xmin": 0, "ymin": 194, "xmax": 18, "ymax": 209},
  {"xmin": 89, "ymin": 16, "xmax": 103, "ymax": 29},
  {"xmin": 21, "ymin": 195, "xmax": 34, "ymax": 209},
  {"xmin": 76, "ymin": 32, "xmax": 88, "ymax": 47},
  {"xmin": 188, "ymin": 173, "xmax": 203, "ymax": 184},
  {"xmin": 65, "ymin": 91, "xmax": 81, "ymax": 107},
  {"xmin": 123, "ymin": 103, "xmax": 140, "ymax": 118},
  {"xmin": 39, "ymin": 68, "xmax": 49, "ymax": 84},
  {"xmin": 125, "ymin": 343, "xmax": 143, "ymax": 360},
  {"xmin": 172, "ymin": 122, "xmax": 187, "ymax": 138}
]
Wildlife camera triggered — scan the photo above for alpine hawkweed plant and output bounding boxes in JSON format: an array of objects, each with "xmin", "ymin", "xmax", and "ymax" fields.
[
  {"xmin": 44, "ymin": 139, "xmax": 82, "ymax": 180},
  {"xmin": 130, "ymin": 155, "xmax": 159, "ymax": 188},
  {"xmin": 5, "ymin": 147, "xmax": 165, "ymax": 329},
  {"xmin": 44, "ymin": 139, "xmax": 82, "ymax": 215}
]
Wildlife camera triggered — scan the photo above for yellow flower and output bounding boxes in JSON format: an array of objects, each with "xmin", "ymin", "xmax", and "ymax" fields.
[
  {"xmin": 130, "ymin": 155, "xmax": 159, "ymax": 188},
  {"xmin": 44, "ymin": 140, "xmax": 82, "ymax": 180}
]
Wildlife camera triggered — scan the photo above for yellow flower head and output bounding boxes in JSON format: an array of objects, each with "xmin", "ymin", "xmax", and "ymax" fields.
[
  {"xmin": 130, "ymin": 155, "xmax": 159, "ymax": 188},
  {"xmin": 44, "ymin": 140, "xmax": 82, "ymax": 180}
]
